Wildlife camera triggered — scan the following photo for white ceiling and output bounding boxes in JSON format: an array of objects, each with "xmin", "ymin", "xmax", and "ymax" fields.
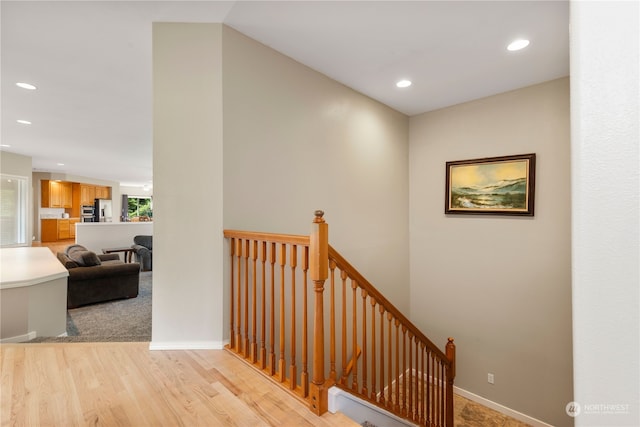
[{"xmin": 1, "ymin": 1, "xmax": 569, "ymax": 188}]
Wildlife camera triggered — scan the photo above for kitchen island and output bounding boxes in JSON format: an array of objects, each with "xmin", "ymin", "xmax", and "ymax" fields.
[{"xmin": 0, "ymin": 247, "xmax": 69, "ymax": 342}]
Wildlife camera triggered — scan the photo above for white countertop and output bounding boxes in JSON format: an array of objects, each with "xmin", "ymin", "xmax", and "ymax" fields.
[
  {"xmin": 76, "ymin": 222, "xmax": 153, "ymax": 226},
  {"xmin": 0, "ymin": 247, "xmax": 69, "ymax": 289}
]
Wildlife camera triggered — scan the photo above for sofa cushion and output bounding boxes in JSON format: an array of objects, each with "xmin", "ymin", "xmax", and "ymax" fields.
[
  {"xmin": 57, "ymin": 252, "xmax": 79, "ymax": 269},
  {"xmin": 69, "ymin": 250, "xmax": 102, "ymax": 267},
  {"xmin": 66, "ymin": 244, "xmax": 88, "ymax": 256}
]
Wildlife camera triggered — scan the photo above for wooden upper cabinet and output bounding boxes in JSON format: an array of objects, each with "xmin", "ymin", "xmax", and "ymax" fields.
[
  {"xmin": 43, "ymin": 180, "xmax": 111, "ymax": 211},
  {"xmin": 60, "ymin": 182, "xmax": 72, "ymax": 208},
  {"xmin": 42, "ymin": 180, "xmax": 73, "ymax": 208},
  {"xmin": 95, "ymin": 186, "xmax": 110, "ymax": 200},
  {"xmin": 80, "ymin": 185, "xmax": 96, "ymax": 205}
]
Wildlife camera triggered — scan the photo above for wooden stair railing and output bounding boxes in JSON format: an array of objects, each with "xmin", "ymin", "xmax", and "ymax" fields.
[{"xmin": 223, "ymin": 211, "xmax": 455, "ymax": 427}]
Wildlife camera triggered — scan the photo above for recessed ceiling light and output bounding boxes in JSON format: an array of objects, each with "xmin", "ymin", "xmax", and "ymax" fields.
[
  {"xmin": 507, "ymin": 39, "xmax": 530, "ymax": 51},
  {"xmin": 16, "ymin": 119, "xmax": 32, "ymax": 125},
  {"xmin": 396, "ymin": 79, "xmax": 412, "ymax": 88},
  {"xmin": 1, "ymin": 144, "xmax": 11, "ymax": 148},
  {"xmin": 57, "ymin": 163, "xmax": 65, "ymax": 166},
  {"xmin": 16, "ymin": 82, "xmax": 37, "ymax": 90}
]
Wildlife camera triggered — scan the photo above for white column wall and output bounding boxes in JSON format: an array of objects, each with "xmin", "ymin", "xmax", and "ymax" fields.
[
  {"xmin": 151, "ymin": 23, "xmax": 224, "ymax": 348},
  {"xmin": 570, "ymin": 1, "xmax": 639, "ymax": 426}
]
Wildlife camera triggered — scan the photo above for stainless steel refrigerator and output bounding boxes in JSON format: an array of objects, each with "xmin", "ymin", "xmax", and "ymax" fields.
[{"xmin": 94, "ymin": 199, "xmax": 113, "ymax": 222}]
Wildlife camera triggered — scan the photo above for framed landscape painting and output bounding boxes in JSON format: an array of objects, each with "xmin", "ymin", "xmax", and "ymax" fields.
[{"xmin": 445, "ymin": 153, "xmax": 536, "ymax": 216}]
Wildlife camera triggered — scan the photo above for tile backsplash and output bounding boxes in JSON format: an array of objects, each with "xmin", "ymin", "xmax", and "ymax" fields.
[{"xmin": 40, "ymin": 208, "xmax": 65, "ymax": 219}]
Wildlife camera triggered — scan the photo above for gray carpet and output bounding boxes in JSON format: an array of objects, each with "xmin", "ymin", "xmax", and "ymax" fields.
[{"xmin": 29, "ymin": 271, "xmax": 152, "ymax": 343}]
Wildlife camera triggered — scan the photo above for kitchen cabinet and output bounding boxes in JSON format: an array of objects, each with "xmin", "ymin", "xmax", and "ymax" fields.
[
  {"xmin": 95, "ymin": 186, "xmax": 110, "ymax": 199},
  {"xmin": 80, "ymin": 185, "xmax": 96, "ymax": 206},
  {"xmin": 41, "ymin": 218, "xmax": 79, "ymax": 242},
  {"xmin": 61, "ymin": 182, "xmax": 72, "ymax": 208},
  {"xmin": 69, "ymin": 218, "xmax": 79, "ymax": 239},
  {"xmin": 41, "ymin": 180, "xmax": 73, "ymax": 208},
  {"xmin": 58, "ymin": 219, "xmax": 70, "ymax": 239}
]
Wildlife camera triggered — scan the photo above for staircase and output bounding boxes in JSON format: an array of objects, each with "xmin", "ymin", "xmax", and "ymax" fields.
[{"xmin": 224, "ymin": 211, "xmax": 455, "ymax": 426}]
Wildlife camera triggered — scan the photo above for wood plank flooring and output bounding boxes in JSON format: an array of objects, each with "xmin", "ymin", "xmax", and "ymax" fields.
[
  {"xmin": 32, "ymin": 239, "xmax": 79, "ymax": 255},
  {"xmin": 1, "ymin": 343, "xmax": 360, "ymax": 427}
]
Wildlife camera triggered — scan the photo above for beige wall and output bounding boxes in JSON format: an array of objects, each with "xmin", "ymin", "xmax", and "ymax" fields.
[
  {"xmin": 222, "ymin": 27, "xmax": 410, "ymax": 313},
  {"xmin": 409, "ymin": 78, "xmax": 572, "ymax": 426}
]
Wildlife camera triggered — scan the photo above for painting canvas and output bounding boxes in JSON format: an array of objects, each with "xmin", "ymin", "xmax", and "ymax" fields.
[{"xmin": 445, "ymin": 153, "xmax": 536, "ymax": 216}]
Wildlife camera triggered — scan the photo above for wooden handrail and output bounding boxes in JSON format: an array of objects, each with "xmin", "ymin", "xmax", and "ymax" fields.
[
  {"xmin": 223, "ymin": 211, "xmax": 455, "ymax": 427},
  {"xmin": 328, "ymin": 245, "xmax": 450, "ymax": 363},
  {"xmin": 224, "ymin": 229, "xmax": 309, "ymax": 245}
]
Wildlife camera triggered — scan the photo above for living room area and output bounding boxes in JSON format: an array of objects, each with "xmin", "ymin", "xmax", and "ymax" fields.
[{"xmin": 27, "ymin": 236, "xmax": 153, "ymax": 343}]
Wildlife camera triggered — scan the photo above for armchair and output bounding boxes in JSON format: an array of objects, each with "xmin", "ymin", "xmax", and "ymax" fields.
[{"xmin": 132, "ymin": 235, "xmax": 152, "ymax": 271}]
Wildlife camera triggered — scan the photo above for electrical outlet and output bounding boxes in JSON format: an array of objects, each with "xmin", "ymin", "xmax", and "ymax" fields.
[{"xmin": 488, "ymin": 373, "xmax": 495, "ymax": 384}]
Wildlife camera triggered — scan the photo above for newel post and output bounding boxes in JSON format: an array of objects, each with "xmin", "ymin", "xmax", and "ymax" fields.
[
  {"xmin": 309, "ymin": 210, "xmax": 329, "ymax": 415},
  {"xmin": 445, "ymin": 337, "xmax": 456, "ymax": 427}
]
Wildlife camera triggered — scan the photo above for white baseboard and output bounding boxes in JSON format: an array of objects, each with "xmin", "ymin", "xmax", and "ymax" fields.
[
  {"xmin": 454, "ymin": 386, "xmax": 553, "ymax": 427},
  {"xmin": 148, "ymin": 340, "xmax": 229, "ymax": 350},
  {"xmin": 0, "ymin": 331, "xmax": 36, "ymax": 343}
]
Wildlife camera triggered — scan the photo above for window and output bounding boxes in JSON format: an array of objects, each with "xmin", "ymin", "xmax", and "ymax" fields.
[
  {"xmin": 1, "ymin": 174, "xmax": 28, "ymax": 247},
  {"xmin": 127, "ymin": 196, "xmax": 152, "ymax": 221}
]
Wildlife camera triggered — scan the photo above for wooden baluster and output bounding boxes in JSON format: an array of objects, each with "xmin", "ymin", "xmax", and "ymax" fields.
[
  {"xmin": 279, "ymin": 243, "xmax": 286, "ymax": 382},
  {"xmin": 340, "ymin": 269, "xmax": 348, "ymax": 385},
  {"xmin": 413, "ymin": 336, "xmax": 420, "ymax": 421},
  {"xmin": 243, "ymin": 239, "xmax": 250, "ymax": 358},
  {"xmin": 416, "ymin": 342, "xmax": 421, "ymax": 424},
  {"xmin": 408, "ymin": 331, "xmax": 413, "ymax": 420},
  {"xmin": 387, "ymin": 312, "xmax": 393, "ymax": 408},
  {"xmin": 361, "ymin": 289, "xmax": 368, "ymax": 396},
  {"xmin": 301, "ymin": 246, "xmax": 309, "ymax": 397},
  {"xmin": 394, "ymin": 319, "xmax": 400, "ymax": 412},
  {"xmin": 309, "ymin": 211, "xmax": 328, "ymax": 415},
  {"xmin": 260, "ymin": 241, "xmax": 267, "ymax": 370},
  {"xmin": 235, "ymin": 239, "xmax": 242, "ymax": 353},
  {"xmin": 446, "ymin": 338, "xmax": 456, "ymax": 427},
  {"xmin": 269, "ymin": 241, "xmax": 276, "ymax": 376},
  {"xmin": 436, "ymin": 361, "xmax": 444, "ymax": 425},
  {"xmin": 251, "ymin": 240, "xmax": 258, "ymax": 363},
  {"xmin": 420, "ymin": 342, "xmax": 425, "ymax": 424},
  {"xmin": 289, "ymin": 244, "xmax": 297, "ymax": 390},
  {"xmin": 370, "ymin": 297, "xmax": 376, "ymax": 401},
  {"xmin": 431, "ymin": 348, "xmax": 436, "ymax": 424},
  {"xmin": 352, "ymin": 280, "xmax": 359, "ymax": 392},
  {"xmin": 402, "ymin": 325, "xmax": 407, "ymax": 416},
  {"xmin": 378, "ymin": 304, "xmax": 385, "ymax": 405},
  {"xmin": 426, "ymin": 349, "xmax": 431, "ymax": 425},
  {"xmin": 329, "ymin": 260, "xmax": 337, "ymax": 381},
  {"xmin": 229, "ymin": 238, "xmax": 235, "ymax": 349}
]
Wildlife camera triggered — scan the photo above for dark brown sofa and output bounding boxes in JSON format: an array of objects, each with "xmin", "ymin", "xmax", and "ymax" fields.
[{"xmin": 57, "ymin": 245, "xmax": 140, "ymax": 308}]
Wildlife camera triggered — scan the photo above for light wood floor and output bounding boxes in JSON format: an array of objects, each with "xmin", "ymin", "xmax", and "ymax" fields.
[
  {"xmin": 1, "ymin": 343, "xmax": 360, "ymax": 427},
  {"xmin": 32, "ymin": 239, "xmax": 80, "ymax": 254}
]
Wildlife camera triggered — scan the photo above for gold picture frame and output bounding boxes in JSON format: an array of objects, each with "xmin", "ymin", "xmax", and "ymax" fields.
[{"xmin": 445, "ymin": 153, "xmax": 536, "ymax": 216}]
